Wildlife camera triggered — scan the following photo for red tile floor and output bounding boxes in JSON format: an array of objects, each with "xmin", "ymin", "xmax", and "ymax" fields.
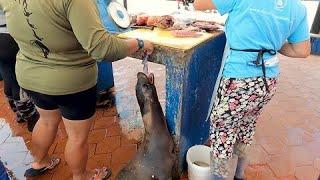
[{"xmin": 0, "ymin": 55, "xmax": 319, "ymax": 180}]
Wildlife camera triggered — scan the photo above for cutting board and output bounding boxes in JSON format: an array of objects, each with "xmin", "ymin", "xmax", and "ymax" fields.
[{"xmin": 118, "ymin": 28, "xmax": 214, "ymax": 50}]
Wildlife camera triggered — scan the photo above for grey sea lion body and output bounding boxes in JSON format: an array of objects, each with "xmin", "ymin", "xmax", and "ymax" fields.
[{"xmin": 116, "ymin": 72, "xmax": 177, "ymax": 180}]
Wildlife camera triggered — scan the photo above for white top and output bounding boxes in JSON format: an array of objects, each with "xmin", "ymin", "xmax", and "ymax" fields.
[{"xmin": 0, "ymin": 10, "xmax": 8, "ymax": 33}]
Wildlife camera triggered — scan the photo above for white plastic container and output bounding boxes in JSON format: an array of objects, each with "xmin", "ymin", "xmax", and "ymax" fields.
[{"xmin": 186, "ymin": 145, "xmax": 212, "ymax": 180}]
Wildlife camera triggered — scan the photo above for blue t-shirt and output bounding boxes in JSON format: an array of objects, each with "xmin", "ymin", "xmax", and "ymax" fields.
[{"xmin": 212, "ymin": 0, "xmax": 310, "ymax": 78}]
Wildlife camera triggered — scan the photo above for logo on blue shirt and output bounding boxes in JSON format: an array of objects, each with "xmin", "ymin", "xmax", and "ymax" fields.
[{"xmin": 275, "ymin": 0, "xmax": 286, "ymax": 9}]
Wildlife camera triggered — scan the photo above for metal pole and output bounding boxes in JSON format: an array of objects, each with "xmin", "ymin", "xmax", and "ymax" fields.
[
  {"xmin": 123, "ymin": 0, "xmax": 128, "ymax": 9},
  {"xmin": 311, "ymin": 2, "xmax": 320, "ymax": 34}
]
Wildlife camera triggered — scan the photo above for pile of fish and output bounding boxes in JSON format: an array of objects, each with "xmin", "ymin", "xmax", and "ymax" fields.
[
  {"xmin": 171, "ymin": 28, "xmax": 201, "ymax": 38},
  {"xmin": 191, "ymin": 21, "xmax": 219, "ymax": 31},
  {"xmin": 131, "ymin": 14, "xmax": 221, "ymax": 38}
]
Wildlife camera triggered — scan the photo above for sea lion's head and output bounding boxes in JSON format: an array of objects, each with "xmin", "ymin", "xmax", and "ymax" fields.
[{"xmin": 136, "ymin": 72, "xmax": 156, "ymax": 110}]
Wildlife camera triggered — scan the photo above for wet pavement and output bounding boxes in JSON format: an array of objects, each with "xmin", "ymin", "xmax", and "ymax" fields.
[{"xmin": 0, "ymin": 55, "xmax": 319, "ymax": 180}]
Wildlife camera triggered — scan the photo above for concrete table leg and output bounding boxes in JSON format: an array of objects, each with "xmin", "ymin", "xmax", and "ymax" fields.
[{"xmin": 165, "ymin": 33, "xmax": 226, "ymax": 172}]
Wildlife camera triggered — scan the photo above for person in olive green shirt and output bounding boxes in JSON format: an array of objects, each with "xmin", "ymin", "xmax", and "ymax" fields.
[{"xmin": 0, "ymin": 0, "xmax": 153, "ymax": 179}]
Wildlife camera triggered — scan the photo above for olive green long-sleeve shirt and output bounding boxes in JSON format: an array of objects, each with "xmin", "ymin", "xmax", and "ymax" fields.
[{"xmin": 0, "ymin": 0, "xmax": 129, "ymax": 95}]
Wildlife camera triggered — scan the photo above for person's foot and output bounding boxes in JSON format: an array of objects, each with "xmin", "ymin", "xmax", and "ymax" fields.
[
  {"xmin": 86, "ymin": 168, "xmax": 112, "ymax": 180},
  {"xmin": 25, "ymin": 157, "xmax": 60, "ymax": 177},
  {"xmin": 234, "ymin": 177, "xmax": 244, "ymax": 180},
  {"xmin": 31, "ymin": 157, "xmax": 59, "ymax": 170}
]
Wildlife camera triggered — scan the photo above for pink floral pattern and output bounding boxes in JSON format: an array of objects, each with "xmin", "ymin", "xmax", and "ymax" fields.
[{"xmin": 210, "ymin": 77, "xmax": 277, "ymax": 159}]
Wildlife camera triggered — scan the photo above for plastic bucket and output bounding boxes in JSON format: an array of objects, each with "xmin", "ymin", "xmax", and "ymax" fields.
[{"xmin": 186, "ymin": 145, "xmax": 212, "ymax": 180}]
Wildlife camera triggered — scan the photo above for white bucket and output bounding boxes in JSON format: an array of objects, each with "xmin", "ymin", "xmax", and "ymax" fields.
[{"xmin": 186, "ymin": 145, "xmax": 212, "ymax": 180}]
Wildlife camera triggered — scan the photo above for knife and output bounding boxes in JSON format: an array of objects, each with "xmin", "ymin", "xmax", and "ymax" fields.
[
  {"xmin": 142, "ymin": 52, "xmax": 149, "ymax": 74},
  {"xmin": 131, "ymin": 25, "xmax": 155, "ymax": 31}
]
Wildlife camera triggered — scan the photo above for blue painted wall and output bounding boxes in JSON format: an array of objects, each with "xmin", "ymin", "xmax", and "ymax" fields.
[
  {"xmin": 165, "ymin": 62, "xmax": 185, "ymax": 134},
  {"xmin": 163, "ymin": 33, "xmax": 226, "ymax": 171}
]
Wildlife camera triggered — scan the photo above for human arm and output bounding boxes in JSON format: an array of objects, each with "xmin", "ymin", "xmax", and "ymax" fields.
[
  {"xmin": 279, "ymin": 40, "xmax": 310, "ymax": 58},
  {"xmin": 279, "ymin": 5, "xmax": 310, "ymax": 58},
  {"xmin": 65, "ymin": 0, "xmax": 153, "ymax": 61},
  {"xmin": 193, "ymin": 0, "xmax": 216, "ymax": 11},
  {"xmin": 194, "ymin": 0, "xmax": 236, "ymax": 15},
  {"xmin": 125, "ymin": 39, "xmax": 153, "ymax": 55}
]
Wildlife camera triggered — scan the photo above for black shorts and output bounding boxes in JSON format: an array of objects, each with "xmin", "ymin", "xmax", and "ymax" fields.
[{"xmin": 23, "ymin": 86, "xmax": 97, "ymax": 120}]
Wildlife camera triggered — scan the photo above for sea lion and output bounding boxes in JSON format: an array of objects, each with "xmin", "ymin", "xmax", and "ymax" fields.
[{"xmin": 116, "ymin": 72, "xmax": 177, "ymax": 180}]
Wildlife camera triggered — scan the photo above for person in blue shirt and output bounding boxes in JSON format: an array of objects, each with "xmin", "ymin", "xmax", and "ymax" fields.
[{"xmin": 194, "ymin": 0, "xmax": 311, "ymax": 179}]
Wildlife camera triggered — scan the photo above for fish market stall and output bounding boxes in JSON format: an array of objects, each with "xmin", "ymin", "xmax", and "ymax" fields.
[
  {"xmin": 118, "ymin": 23, "xmax": 226, "ymax": 173},
  {"xmin": 97, "ymin": 0, "xmax": 227, "ymax": 173}
]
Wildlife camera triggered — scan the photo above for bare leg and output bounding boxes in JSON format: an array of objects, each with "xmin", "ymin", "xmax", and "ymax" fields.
[
  {"xmin": 235, "ymin": 157, "xmax": 247, "ymax": 179},
  {"xmin": 31, "ymin": 108, "xmax": 62, "ymax": 169},
  {"xmin": 210, "ymin": 153, "xmax": 239, "ymax": 180},
  {"xmin": 63, "ymin": 117, "xmax": 92, "ymax": 180},
  {"xmin": 234, "ymin": 142, "xmax": 248, "ymax": 179}
]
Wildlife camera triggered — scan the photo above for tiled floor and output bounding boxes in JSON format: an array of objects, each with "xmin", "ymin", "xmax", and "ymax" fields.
[{"xmin": 0, "ymin": 55, "xmax": 319, "ymax": 180}]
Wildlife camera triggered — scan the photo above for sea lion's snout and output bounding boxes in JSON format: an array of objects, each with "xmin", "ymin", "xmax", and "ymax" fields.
[
  {"xmin": 137, "ymin": 72, "xmax": 154, "ymax": 85},
  {"xmin": 136, "ymin": 72, "xmax": 157, "ymax": 109}
]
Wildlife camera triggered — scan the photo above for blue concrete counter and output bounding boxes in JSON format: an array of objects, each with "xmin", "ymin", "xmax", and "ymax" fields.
[{"xmin": 125, "ymin": 31, "xmax": 227, "ymax": 172}]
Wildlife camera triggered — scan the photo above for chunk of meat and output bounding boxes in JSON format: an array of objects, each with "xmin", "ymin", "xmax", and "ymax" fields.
[
  {"xmin": 136, "ymin": 15, "xmax": 149, "ymax": 26},
  {"xmin": 155, "ymin": 15, "xmax": 174, "ymax": 29},
  {"xmin": 171, "ymin": 21, "xmax": 187, "ymax": 30},
  {"xmin": 146, "ymin": 16, "xmax": 160, "ymax": 26},
  {"xmin": 192, "ymin": 21, "xmax": 219, "ymax": 31}
]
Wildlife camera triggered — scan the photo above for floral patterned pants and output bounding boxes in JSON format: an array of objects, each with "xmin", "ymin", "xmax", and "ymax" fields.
[{"xmin": 209, "ymin": 77, "xmax": 277, "ymax": 177}]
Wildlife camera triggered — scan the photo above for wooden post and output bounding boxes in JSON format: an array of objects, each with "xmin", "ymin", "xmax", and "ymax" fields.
[{"xmin": 311, "ymin": 2, "xmax": 320, "ymax": 34}]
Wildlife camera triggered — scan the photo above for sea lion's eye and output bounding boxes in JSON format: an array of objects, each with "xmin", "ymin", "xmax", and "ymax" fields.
[{"xmin": 143, "ymin": 84, "xmax": 148, "ymax": 88}]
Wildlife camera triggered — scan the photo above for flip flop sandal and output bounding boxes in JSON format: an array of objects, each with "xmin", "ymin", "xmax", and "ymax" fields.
[
  {"xmin": 91, "ymin": 167, "xmax": 112, "ymax": 180},
  {"xmin": 24, "ymin": 157, "xmax": 60, "ymax": 177},
  {"xmin": 234, "ymin": 178, "xmax": 244, "ymax": 180}
]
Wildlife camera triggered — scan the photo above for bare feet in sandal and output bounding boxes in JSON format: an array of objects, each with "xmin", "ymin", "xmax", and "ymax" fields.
[
  {"xmin": 25, "ymin": 157, "xmax": 60, "ymax": 177},
  {"xmin": 87, "ymin": 167, "xmax": 112, "ymax": 180},
  {"xmin": 31, "ymin": 157, "xmax": 60, "ymax": 170}
]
